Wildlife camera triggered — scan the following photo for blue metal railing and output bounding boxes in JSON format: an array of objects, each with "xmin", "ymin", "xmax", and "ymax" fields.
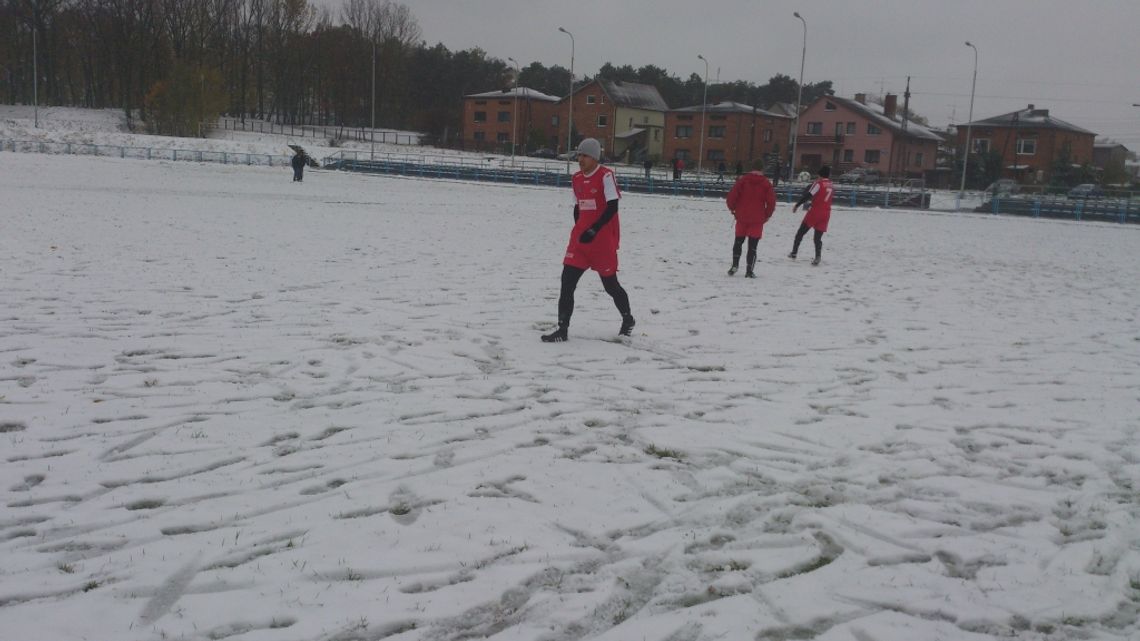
[
  {"xmin": 978, "ymin": 194, "xmax": 1139, "ymax": 224},
  {"xmin": 320, "ymin": 151, "xmax": 935, "ymax": 209},
  {"xmin": 1, "ymin": 139, "xmax": 289, "ymax": 167}
]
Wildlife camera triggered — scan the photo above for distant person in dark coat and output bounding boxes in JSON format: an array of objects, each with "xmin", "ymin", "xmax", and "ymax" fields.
[
  {"xmin": 735, "ymin": 160, "xmax": 744, "ymax": 176},
  {"xmin": 716, "ymin": 161, "xmax": 727, "ymax": 183},
  {"xmin": 643, "ymin": 158, "xmax": 653, "ymax": 180},
  {"xmin": 291, "ymin": 152, "xmax": 306, "ymax": 182}
]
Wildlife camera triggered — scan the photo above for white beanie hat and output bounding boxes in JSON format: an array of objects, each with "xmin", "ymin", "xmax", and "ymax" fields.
[{"xmin": 577, "ymin": 138, "xmax": 602, "ymax": 160}]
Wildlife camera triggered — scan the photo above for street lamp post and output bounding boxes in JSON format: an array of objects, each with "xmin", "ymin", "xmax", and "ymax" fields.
[
  {"xmin": 790, "ymin": 11, "xmax": 806, "ymax": 180},
  {"xmin": 31, "ymin": 21, "xmax": 38, "ymax": 128},
  {"xmin": 558, "ymin": 27, "xmax": 575, "ymax": 173},
  {"xmin": 508, "ymin": 57, "xmax": 521, "ymax": 164},
  {"xmin": 697, "ymin": 54, "xmax": 710, "ymax": 182},
  {"xmin": 370, "ymin": 41, "xmax": 376, "ymax": 161},
  {"xmin": 959, "ymin": 41, "xmax": 978, "ymax": 206}
]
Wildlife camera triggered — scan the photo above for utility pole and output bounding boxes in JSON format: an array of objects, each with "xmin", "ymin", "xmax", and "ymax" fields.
[
  {"xmin": 900, "ymin": 76, "xmax": 911, "ymax": 179},
  {"xmin": 558, "ymin": 27, "xmax": 575, "ymax": 173},
  {"xmin": 697, "ymin": 54, "xmax": 709, "ymax": 181},
  {"xmin": 370, "ymin": 41, "xmax": 375, "ymax": 161},
  {"xmin": 508, "ymin": 57, "xmax": 520, "ymax": 164},
  {"xmin": 791, "ymin": 12, "xmax": 807, "ymax": 180},
  {"xmin": 33, "ymin": 22, "xmax": 39, "ymax": 128},
  {"xmin": 959, "ymin": 42, "xmax": 978, "ymax": 205}
]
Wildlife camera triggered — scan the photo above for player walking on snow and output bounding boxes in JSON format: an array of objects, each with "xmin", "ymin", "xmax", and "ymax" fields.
[
  {"xmin": 790, "ymin": 165, "xmax": 834, "ymax": 266},
  {"xmin": 725, "ymin": 158, "xmax": 777, "ymax": 278},
  {"xmin": 542, "ymin": 138, "xmax": 635, "ymax": 342}
]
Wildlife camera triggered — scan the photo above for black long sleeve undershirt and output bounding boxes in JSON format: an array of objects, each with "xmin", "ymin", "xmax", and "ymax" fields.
[
  {"xmin": 573, "ymin": 200, "xmax": 619, "ymax": 230},
  {"xmin": 794, "ymin": 185, "xmax": 814, "ymax": 209}
]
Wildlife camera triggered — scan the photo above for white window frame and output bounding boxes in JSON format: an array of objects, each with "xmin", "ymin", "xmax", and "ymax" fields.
[
  {"xmin": 597, "ymin": 114, "xmax": 608, "ymax": 127},
  {"xmin": 1016, "ymin": 138, "xmax": 1037, "ymax": 155},
  {"xmin": 586, "ymin": 95, "xmax": 596, "ymax": 104}
]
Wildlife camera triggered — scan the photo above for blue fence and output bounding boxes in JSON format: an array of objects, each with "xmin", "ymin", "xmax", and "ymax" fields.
[
  {"xmin": 0, "ymin": 139, "xmax": 290, "ymax": 167},
  {"xmin": 975, "ymin": 195, "xmax": 1140, "ymax": 224},
  {"xmin": 322, "ymin": 156, "xmax": 934, "ymax": 209}
]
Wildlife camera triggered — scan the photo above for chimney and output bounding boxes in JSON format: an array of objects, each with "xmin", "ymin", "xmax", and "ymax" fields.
[
  {"xmin": 854, "ymin": 93, "xmax": 866, "ymax": 104},
  {"xmin": 1027, "ymin": 104, "xmax": 1034, "ymax": 110},
  {"xmin": 884, "ymin": 94, "xmax": 898, "ymax": 119}
]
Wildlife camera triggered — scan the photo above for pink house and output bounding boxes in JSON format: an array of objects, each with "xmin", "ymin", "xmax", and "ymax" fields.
[{"xmin": 794, "ymin": 93, "xmax": 941, "ymax": 178}]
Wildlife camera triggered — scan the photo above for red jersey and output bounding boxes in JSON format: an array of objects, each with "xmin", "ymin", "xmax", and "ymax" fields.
[
  {"xmin": 564, "ymin": 165, "xmax": 622, "ymax": 275},
  {"xmin": 801, "ymin": 177, "xmax": 834, "ymax": 232}
]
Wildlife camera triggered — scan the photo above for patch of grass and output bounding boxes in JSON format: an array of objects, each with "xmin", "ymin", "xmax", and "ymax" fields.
[
  {"xmin": 645, "ymin": 444, "xmax": 684, "ymax": 460},
  {"xmin": 56, "ymin": 562, "xmax": 76, "ymax": 574},
  {"xmin": 83, "ymin": 580, "xmax": 100, "ymax": 592},
  {"xmin": 389, "ymin": 503, "xmax": 412, "ymax": 516},
  {"xmin": 125, "ymin": 498, "xmax": 166, "ymax": 511}
]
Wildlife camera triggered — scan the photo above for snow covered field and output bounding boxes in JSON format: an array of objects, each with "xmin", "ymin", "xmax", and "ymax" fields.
[{"xmin": 2, "ymin": 151, "xmax": 1139, "ymax": 641}]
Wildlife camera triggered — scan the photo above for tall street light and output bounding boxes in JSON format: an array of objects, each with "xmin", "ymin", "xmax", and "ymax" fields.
[
  {"xmin": 370, "ymin": 41, "xmax": 376, "ymax": 160},
  {"xmin": 508, "ymin": 57, "xmax": 521, "ymax": 164},
  {"xmin": 697, "ymin": 54, "xmax": 710, "ymax": 181},
  {"xmin": 790, "ymin": 11, "xmax": 806, "ymax": 180},
  {"xmin": 558, "ymin": 27, "xmax": 575, "ymax": 173},
  {"xmin": 959, "ymin": 41, "xmax": 978, "ymax": 205}
]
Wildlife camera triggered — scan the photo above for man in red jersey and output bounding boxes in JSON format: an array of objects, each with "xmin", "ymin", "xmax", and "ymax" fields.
[
  {"xmin": 725, "ymin": 158, "xmax": 777, "ymax": 278},
  {"xmin": 789, "ymin": 165, "xmax": 834, "ymax": 266},
  {"xmin": 542, "ymin": 138, "xmax": 635, "ymax": 342}
]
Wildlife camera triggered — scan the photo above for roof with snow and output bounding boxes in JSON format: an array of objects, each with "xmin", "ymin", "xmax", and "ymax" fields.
[
  {"xmin": 465, "ymin": 87, "xmax": 560, "ymax": 102},
  {"xmin": 767, "ymin": 102, "xmax": 800, "ymax": 118},
  {"xmin": 827, "ymin": 96, "xmax": 943, "ymax": 143},
  {"xmin": 574, "ymin": 79, "xmax": 668, "ymax": 111},
  {"xmin": 965, "ymin": 106, "xmax": 1095, "ymax": 135},
  {"xmin": 671, "ymin": 101, "xmax": 790, "ymax": 118}
]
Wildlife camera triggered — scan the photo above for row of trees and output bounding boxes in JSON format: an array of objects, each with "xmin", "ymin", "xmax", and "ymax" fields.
[{"xmin": 1, "ymin": 0, "xmax": 834, "ymax": 143}]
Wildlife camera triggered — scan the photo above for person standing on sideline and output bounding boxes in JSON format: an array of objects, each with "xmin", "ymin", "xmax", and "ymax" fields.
[
  {"xmin": 725, "ymin": 158, "xmax": 777, "ymax": 277},
  {"xmin": 291, "ymin": 151, "xmax": 306, "ymax": 182},
  {"xmin": 734, "ymin": 160, "xmax": 744, "ymax": 177},
  {"xmin": 542, "ymin": 138, "xmax": 635, "ymax": 342},
  {"xmin": 643, "ymin": 157, "xmax": 653, "ymax": 181},
  {"xmin": 789, "ymin": 165, "xmax": 834, "ymax": 266},
  {"xmin": 716, "ymin": 161, "xmax": 727, "ymax": 183}
]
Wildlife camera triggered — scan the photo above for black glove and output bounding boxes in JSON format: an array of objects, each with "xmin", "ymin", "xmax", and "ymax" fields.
[{"xmin": 578, "ymin": 227, "xmax": 598, "ymax": 244}]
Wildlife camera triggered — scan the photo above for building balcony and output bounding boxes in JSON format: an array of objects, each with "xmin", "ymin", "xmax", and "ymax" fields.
[{"xmin": 797, "ymin": 134, "xmax": 845, "ymax": 145}]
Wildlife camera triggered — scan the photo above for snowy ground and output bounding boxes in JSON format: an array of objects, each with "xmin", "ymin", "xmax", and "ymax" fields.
[{"xmin": 2, "ymin": 145, "xmax": 1140, "ymax": 641}]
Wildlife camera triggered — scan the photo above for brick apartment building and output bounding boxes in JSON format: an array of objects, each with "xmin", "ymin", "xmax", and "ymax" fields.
[
  {"xmin": 795, "ymin": 93, "xmax": 941, "ymax": 178},
  {"xmin": 551, "ymin": 78, "xmax": 669, "ymax": 162},
  {"xmin": 957, "ymin": 106, "xmax": 1096, "ymax": 183},
  {"xmin": 662, "ymin": 102, "xmax": 792, "ymax": 172},
  {"xmin": 461, "ymin": 87, "xmax": 560, "ymax": 153}
]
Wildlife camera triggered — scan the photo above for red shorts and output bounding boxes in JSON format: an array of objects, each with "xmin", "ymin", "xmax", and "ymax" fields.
[
  {"xmin": 564, "ymin": 239, "xmax": 618, "ymax": 276},
  {"xmin": 735, "ymin": 221, "xmax": 765, "ymax": 238},
  {"xmin": 801, "ymin": 209, "xmax": 830, "ymax": 232}
]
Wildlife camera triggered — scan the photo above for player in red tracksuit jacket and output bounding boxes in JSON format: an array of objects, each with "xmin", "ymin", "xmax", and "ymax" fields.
[
  {"xmin": 725, "ymin": 158, "xmax": 777, "ymax": 278},
  {"xmin": 542, "ymin": 138, "xmax": 635, "ymax": 342},
  {"xmin": 790, "ymin": 165, "xmax": 834, "ymax": 266}
]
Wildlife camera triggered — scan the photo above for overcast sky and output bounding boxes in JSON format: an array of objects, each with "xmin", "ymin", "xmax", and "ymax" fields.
[{"xmin": 326, "ymin": 0, "xmax": 1140, "ymax": 145}]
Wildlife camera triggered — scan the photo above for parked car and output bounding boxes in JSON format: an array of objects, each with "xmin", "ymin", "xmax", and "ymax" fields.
[
  {"xmin": 556, "ymin": 150, "xmax": 578, "ymax": 161},
  {"xmin": 836, "ymin": 168, "xmax": 882, "ymax": 184},
  {"xmin": 984, "ymin": 179, "xmax": 1021, "ymax": 196},
  {"xmin": 529, "ymin": 148, "xmax": 557, "ymax": 159},
  {"xmin": 1067, "ymin": 183, "xmax": 1105, "ymax": 200}
]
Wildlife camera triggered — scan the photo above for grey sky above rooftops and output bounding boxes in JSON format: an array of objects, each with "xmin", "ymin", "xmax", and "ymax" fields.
[{"xmin": 328, "ymin": 0, "xmax": 1140, "ymax": 145}]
